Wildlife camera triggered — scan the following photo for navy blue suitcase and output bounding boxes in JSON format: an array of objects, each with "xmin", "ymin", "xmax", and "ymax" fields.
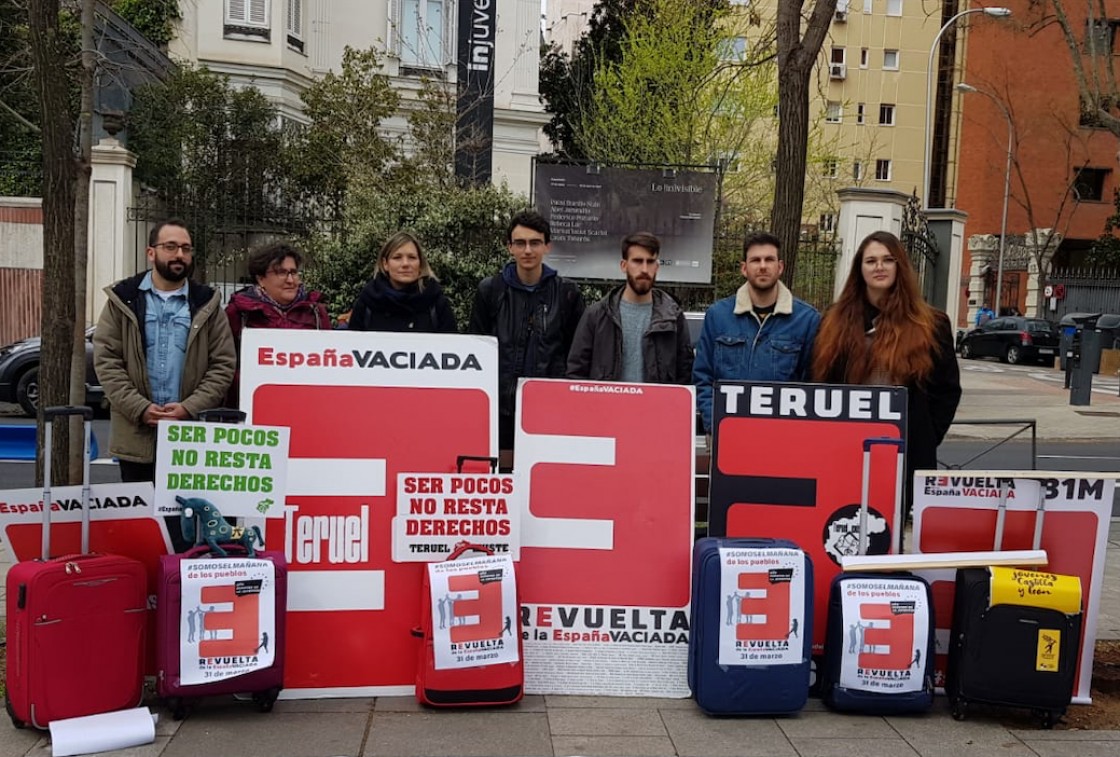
[
  {"xmin": 689, "ymin": 537, "xmax": 813, "ymax": 715},
  {"xmin": 820, "ymin": 572, "xmax": 935, "ymax": 714}
]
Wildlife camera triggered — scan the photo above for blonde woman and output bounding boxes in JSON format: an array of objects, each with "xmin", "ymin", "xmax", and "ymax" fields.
[{"xmin": 348, "ymin": 232, "xmax": 457, "ymax": 332}]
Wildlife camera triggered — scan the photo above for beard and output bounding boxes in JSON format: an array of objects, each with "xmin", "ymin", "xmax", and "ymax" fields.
[
  {"xmin": 746, "ymin": 275, "xmax": 778, "ymax": 293},
  {"xmin": 154, "ymin": 257, "xmax": 192, "ymax": 283},
  {"xmin": 626, "ymin": 273, "xmax": 654, "ymax": 296}
]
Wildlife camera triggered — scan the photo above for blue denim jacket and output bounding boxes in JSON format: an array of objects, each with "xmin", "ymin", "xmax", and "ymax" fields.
[
  {"xmin": 693, "ymin": 281, "xmax": 821, "ymax": 433},
  {"xmin": 139, "ymin": 272, "xmax": 190, "ymax": 405}
]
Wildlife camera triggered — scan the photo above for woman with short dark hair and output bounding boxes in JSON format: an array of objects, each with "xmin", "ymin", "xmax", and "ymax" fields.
[
  {"xmin": 348, "ymin": 232, "xmax": 457, "ymax": 333},
  {"xmin": 224, "ymin": 242, "xmax": 329, "ymax": 405}
]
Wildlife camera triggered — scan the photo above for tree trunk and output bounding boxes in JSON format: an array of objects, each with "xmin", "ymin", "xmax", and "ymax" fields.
[
  {"xmin": 771, "ymin": 60, "xmax": 811, "ymax": 288},
  {"xmin": 70, "ymin": 0, "xmax": 95, "ymax": 481},
  {"xmin": 771, "ymin": 0, "xmax": 837, "ymax": 290},
  {"xmin": 28, "ymin": 0, "xmax": 77, "ymax": 487}
]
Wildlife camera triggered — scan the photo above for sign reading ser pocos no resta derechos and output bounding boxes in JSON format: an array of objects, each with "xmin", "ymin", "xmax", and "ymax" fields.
[{"xmin": 154, "ymin": 421, "xmax": 290, "ymax": 518}]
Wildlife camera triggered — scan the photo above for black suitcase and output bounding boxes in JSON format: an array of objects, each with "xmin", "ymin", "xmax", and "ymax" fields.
[
  {"xmin": 945, "ymin": 567, "xmax": 1081, "ymax": 728},
  {"xmin": 945, "ymin": 481, "xmax": 1082, "ymax": 729}
]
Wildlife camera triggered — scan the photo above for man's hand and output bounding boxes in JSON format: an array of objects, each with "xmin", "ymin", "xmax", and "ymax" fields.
[
  {"xmin": 142, "ymin": 402, "xmax": 191, "ymax": 427},
  {"xmin": 142, "ymin": 404, "xmax": 164, "ymax": 427},
  {"xmin": 160, "ymin": 402, "xmax": 190, "ymax": 421}
]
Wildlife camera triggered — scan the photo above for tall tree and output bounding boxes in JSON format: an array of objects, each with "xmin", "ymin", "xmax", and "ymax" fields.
[
  {"xmin": 28, "ymin": 0, "xmax": 76, "ymax": 484},
  {"xmin": 539, "ymin": 0, "xmax": 639, "ymax": 159},
  {"xmin": 772, "ymin": 0, "xmax": 837, "ymax": 286}
]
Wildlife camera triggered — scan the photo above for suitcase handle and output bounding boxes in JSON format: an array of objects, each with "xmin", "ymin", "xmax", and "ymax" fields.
[
  {"xmin": 456, "ymin": 455, "xmax": 498, "ymax": 474},
  {"xmin": 43, "ymin": 406, "xmax": 93, "ymax": 421},
  {"xmin": 183, "ymin": 543, "xmax": 253, "ymax": 559},
  {"xmin": 859, "ymin": 437, "xmax": 906, "ymax": 556},
  {"xmin": 198, "ymin": 408, "xmax": 247, "ymax": 424},
  {"xmin": 446, "ymin": 541, "xmax": 495, "ymax": 561},
  {"xmin": 41, "ymin": 405, "xmax": 94, "ymax": 559}
]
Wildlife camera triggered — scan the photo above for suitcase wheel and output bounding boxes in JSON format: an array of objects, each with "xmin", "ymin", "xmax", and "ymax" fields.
[
  {"xmin": 167, "ymin": 697, "xmax": 191, "ymax": 721},
  {"xmin": 6, "ymin": 699, "xmax": 26, "ymax": 729},
  {"xmin": 950, "ymin": 699, "xmax": 968, "ymax": 722},
  {"xmin": 252, "ymin": 687, "xmax": 281, "ymax": 713},
  {"xmin": 1037, "ymin": 710, "xmax": 1057, "ymax": 730}
]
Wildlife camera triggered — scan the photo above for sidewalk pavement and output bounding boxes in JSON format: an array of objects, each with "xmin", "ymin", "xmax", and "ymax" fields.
[
  {"xmin": 949, "ymin": 360, "xmax": 1120, "ymax": 441},
  {"xmin": 3, "ymin": 360, "xmax": 1120, "ymax": 757}
]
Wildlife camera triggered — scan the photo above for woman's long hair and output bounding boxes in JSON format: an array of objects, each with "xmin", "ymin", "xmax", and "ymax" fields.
[
  {"xmin": 811, "ymin": 231, "xmax": 939, "ymax": 385},
  {"xmin": 374, "ymin": 231, "xmax": 436, "ymax": 290}
]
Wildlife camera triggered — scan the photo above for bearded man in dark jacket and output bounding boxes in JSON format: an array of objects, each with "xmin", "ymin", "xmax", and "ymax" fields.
[
  {"xmin": 468, "ymin": 210, "xmax": 585, "ymax": 449},
  {"xmin": 566, "ymin": 231, "xmax": 692, "ymax": 385}
]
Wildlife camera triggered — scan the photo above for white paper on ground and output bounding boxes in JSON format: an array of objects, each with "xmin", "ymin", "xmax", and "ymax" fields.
[{"xmin": 49, "ymin": 707, "xmax": 157, "ymax": 757}]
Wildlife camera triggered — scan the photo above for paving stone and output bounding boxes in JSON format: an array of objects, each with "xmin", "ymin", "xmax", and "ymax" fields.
[
  {"xmin": 788, "ymin": 737, "xmax": 919, "ymax": 757},
  {"xmin": 887, "ymin": 715, "xmax": 1039, "ymax": 757},
  {"xmin": 549, "ymin": 707, "xmax": 667, "ymax": 737},
  {"xmin": 659, "ymin": 709, "xmax": 798, "ymax": 757},
  {"xmin": 1024, "ymin": 743, "xmax": 1120, "ymax": 757},
  {"xmin": 273, "ymin": 697, "xmax": 375, "ymax": 714},
  {"xmin": 1010, "ymin": 729, "xmax": 1120, "ymax": 741},
  {"xmin": 363, "ymin": 711, "xmax": 552, "ymax": 757},
  {"xmin": 374, "ymin": 696, "xmax": 546, "ymax": 713},
  {"xmin": 777, "ymin": 712, "xmax": 896, "ymax": 739},
  {"xmin": 552, "ymin": 735, "xmax": 677, "ymax": 756},
  {"xmin": 545, "ymin": 695, "xmax": 693, "ymax": 710},
  {"xmin": 161, "ymin": 711, "xmax": 367, "ymax": 757},
  {"xmin": 0, "ymin": 725, "xmax": 44, "ymax": 757}
]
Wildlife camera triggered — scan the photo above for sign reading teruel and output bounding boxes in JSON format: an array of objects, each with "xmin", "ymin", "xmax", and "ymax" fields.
[
  {"xmin": 240, "ymin": 330, "xmax": 498, "ymax": 695},
  {"xmin": 155, "ymin": 421, "xmax": 290, "ymax": 518},
  {"xmin": 709, "ymin": 381, "xmax": 907, "ymax": 662},
  {"xmin": 515, "ymin": 379, "xmax": 696, "ymax": 697},
  {"xmin": 393, "ymin": 473, "xmax": 519, "ymax": 561},
  {"xmin": 912, "ymin": 471, "xmax": 1116, "ymax": 704}
]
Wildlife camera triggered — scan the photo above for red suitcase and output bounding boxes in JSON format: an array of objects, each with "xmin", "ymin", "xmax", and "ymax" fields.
[
  {"xmin": 155, "ymin": 544, "xmax": 287, "ymax": 719},
  {"xmin": 413, "ymin": 542, "xmax": 524, "ymax": 706},
  {"xmin": 5, "ymin": 406, "xmax": 147, "ymax": 729}
]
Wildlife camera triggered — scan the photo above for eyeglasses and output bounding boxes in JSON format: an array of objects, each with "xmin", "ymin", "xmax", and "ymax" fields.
[
  {"xmin": 509, "ymin": 239, "xmax": 547, "ymax": 251},
  {"xmin": 270, "ymin": 268, "xmax": 302, "ymax": 280},
  {"xmin": 154, "ymin": 242, "xmax": 194, "ymax": 254}
]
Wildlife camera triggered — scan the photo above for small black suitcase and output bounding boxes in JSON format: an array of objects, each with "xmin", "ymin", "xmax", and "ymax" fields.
[{"xmin": 946, "ymin": 567, "xmax": 1082, "ymax": 728}]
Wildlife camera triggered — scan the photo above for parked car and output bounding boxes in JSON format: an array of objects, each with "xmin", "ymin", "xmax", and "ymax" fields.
[
  {"xmin": 0, "ymin": 327, "xmax": 103, "ymax": 416},
  {"xmin": 958, "ymin": 316, "xmax": 1060, "ymax": 365}
]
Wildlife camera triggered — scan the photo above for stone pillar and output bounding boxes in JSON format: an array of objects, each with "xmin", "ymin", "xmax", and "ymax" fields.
[
  {"xmin": 926, "ymin": 209, "xmax": 968, "ymax": 323},
  {"xmin": 1024, "ymin": 228, "xmax": 1062, "ymax": 318},
  {"xmin": 835, "ymin": 187, "xmax": 910, "ymax": 300},
  {"xmin": 966, "ymin": 234, "xmax": 998, "ymax": 326},
  {"xmin": 88, "ymin": 136, "xmax": 136, "ymax": 324}
]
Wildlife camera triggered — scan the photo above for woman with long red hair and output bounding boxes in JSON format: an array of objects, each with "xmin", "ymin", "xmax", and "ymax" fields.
[{"xmin": 811, "ymin": 231, "xmax": 961, "ymax": 518}]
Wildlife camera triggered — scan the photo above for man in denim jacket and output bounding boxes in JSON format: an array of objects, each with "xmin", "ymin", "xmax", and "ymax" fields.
[{"xmin": 693, "ymin": 231, "xmax": 821, "ymax": 434}]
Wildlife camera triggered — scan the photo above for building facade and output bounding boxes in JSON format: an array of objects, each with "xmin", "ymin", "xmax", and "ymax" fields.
[
  {"xmin": 170, "ymin": 0, "xmax": 547, "ymax": 193},
  {"xmin": 953, "ymin": 0, "xmax": 1120, "ymax": 322}
]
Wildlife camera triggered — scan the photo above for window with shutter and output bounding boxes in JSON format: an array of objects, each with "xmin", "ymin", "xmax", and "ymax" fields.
[
  {"xmin": 226, "ymin": 0, "xmax": 270, "ymax": 36},
  {"xmin": 287, "ymin": 0, "xmax": 303, "ymax": 38}
]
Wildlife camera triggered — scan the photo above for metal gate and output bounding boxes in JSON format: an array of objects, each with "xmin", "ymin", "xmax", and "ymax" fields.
[
  {"xmin": 1048, "ymin": 267, "xmax": 1120, "ymax": 318},
  {"xmin": 900, "ymin": 192, "xmax": 939, "ymax": 303}
]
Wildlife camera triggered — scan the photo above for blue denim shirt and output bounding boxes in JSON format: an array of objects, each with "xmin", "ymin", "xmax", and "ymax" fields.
[
  {"xmin": 693, "ymin": 281, "xmax": 821, "ymax": 433},
  {"xmin": 139, "ymin": 272, "xmax": 190, "ymax": 405}
]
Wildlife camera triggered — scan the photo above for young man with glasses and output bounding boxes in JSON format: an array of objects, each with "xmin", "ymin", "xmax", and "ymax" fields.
[
  {"xmin": 468, "ymin": 210, "xmax": 585, "ymax": 449},
  {"xmin": 94, "ymin": 219, "xmax": 236, "ymax": 484}
]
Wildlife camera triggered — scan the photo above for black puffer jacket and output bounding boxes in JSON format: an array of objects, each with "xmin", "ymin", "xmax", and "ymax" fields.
[
  {"xmin": 348, "ymin": 276, "xmax": 457, "ymax": 333},
  {"xmin": 467, "ymin": 262, "xmax": 585, "ymax": 418}
]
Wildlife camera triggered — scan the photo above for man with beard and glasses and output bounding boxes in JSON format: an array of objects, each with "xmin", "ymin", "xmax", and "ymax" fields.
[
  {"xmin": 567, "ymin": 231, "xmax": 692, "ymax": 384},
  {"xmin": 94, "ymin": 219, "xmax": 235, "ymax": 485},
  {"xmin": 693, "ymin": 231, "xmax": 820, "ymax": 434}
]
